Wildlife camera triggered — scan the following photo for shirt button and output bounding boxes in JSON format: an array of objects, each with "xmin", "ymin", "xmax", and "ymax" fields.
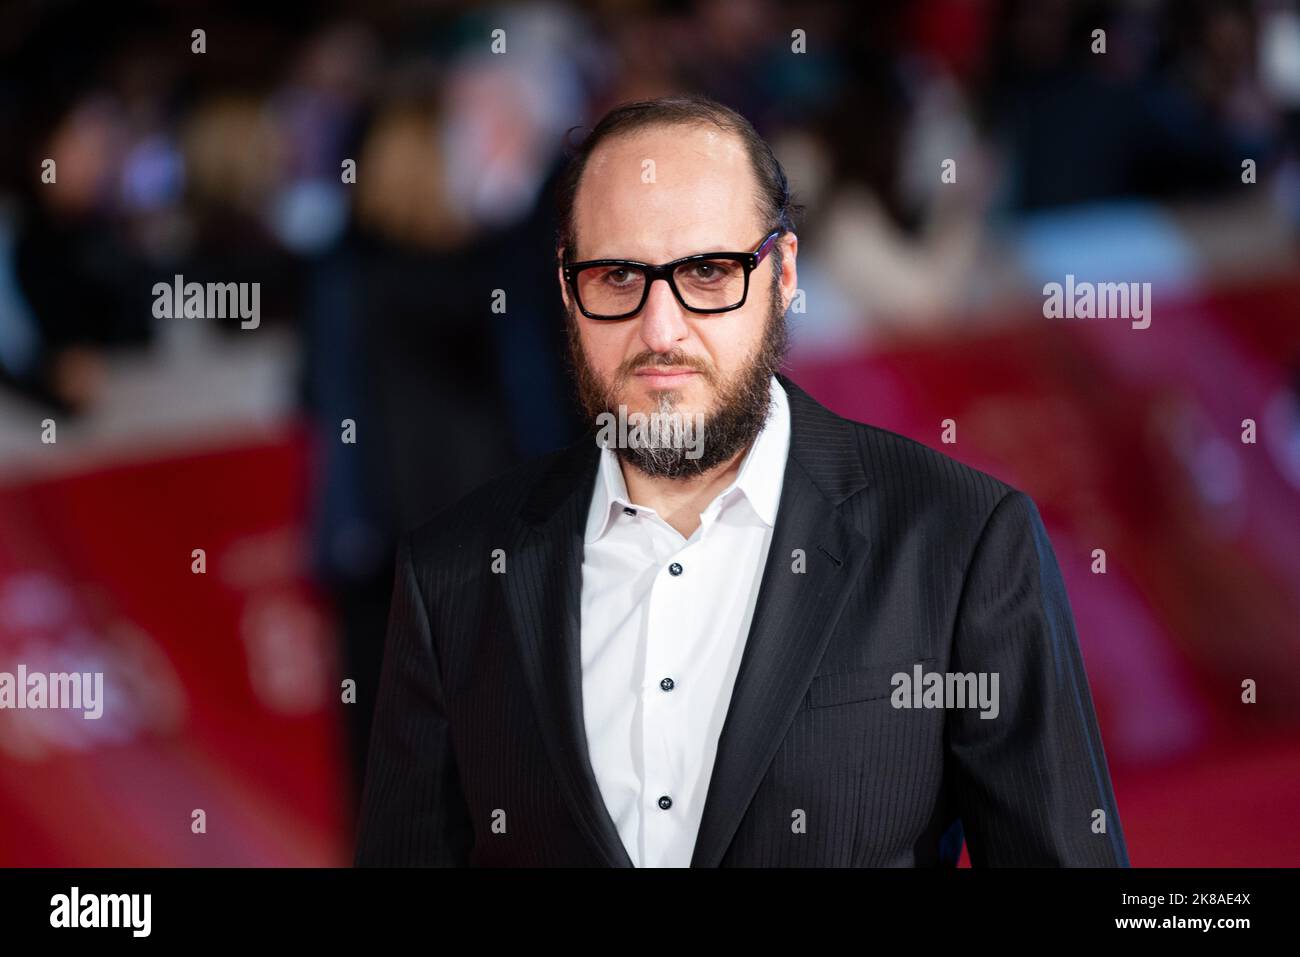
[
  {"xmin": 668, "ymin": 562, "xmax": 683, "ymax": 576},
  {"xmin": 623, "ymin": 507, "xmax": 636, "ymax": 516},
  {"xmin": 658, "ymin": 795, "xmax": 673, "ymax": 810},
  {"xmin": 660, "ymin": 677, "xmax": 675, "ymax": 692}
]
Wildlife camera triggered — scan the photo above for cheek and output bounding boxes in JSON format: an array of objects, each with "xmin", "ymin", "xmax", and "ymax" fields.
[
  {"xmin": 578, "ymin": 325, "xmax": 629, "ymax": 376},
  {"xmin": 699, "ymin": 305, "xmax": 766, "ymax": 369}
]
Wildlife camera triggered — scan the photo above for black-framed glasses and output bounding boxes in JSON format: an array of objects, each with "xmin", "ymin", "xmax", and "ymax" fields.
[{"xmin": 562, "ymin": 229, "xmax": 782, "ymax": 320}]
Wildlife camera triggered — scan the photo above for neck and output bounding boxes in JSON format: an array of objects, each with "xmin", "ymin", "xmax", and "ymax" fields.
[{"xmin": 620, "ymin": 443, "xmax": 751, "ymax": 539}]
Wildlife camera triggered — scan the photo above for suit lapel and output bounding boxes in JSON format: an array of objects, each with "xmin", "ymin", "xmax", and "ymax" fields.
[
  {"xmin": 689, "ymin": 374, "xmax": 871, "ymax": 866},
  {"xmin": 502, "ymin": 439, "xmax": 636, "ymax": 867},
  {"xmin": 503, "ymin": 374, "xmax": 871, "ymax": 869}
]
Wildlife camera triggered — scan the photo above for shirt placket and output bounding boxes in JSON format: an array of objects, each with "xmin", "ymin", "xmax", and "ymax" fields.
[{"xmin": 638, "ymin": 505, "xmax": 723, "ymax": 866}]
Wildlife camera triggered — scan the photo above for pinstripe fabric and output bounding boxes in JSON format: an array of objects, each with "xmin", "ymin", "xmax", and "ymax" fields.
[{"xmin": 354, "ymin": 372, "xmax": 1129, "ymax": 867}]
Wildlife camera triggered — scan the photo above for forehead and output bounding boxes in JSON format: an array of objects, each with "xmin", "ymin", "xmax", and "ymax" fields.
[{"xmin": 571, "ymin": 122, "xmax": 764, "ymax": 262}]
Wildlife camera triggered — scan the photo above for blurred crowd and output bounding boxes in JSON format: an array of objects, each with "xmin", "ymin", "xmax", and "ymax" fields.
[{"xmin": 2, "ymin": 0, "xmax": 1298, "ymax": 795}]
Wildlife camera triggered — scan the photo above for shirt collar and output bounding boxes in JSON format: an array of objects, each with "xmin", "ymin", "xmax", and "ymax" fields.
[{"xmin": 583, "ymin": 375, "xmax": 791, "ymax": 543}]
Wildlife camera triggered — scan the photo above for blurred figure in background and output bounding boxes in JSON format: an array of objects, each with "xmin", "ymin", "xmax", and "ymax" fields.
[{"xmin": 303, "ymin": 9, "xmax": 591, "ymax": 800}]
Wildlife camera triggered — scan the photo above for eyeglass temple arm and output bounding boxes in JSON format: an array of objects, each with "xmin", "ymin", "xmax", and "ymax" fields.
[{"xmin": 754, "ymin": 230, "xmax": 782, "ymax": 264}]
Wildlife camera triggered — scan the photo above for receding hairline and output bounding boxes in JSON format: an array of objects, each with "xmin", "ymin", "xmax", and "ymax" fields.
[
  {"xmin": 566, "ymin": 117, "xmax": 766, "ymax": 255},
  {"xmin": 587, "ymin": 113, "xmax": 747, "ymax": 155}
]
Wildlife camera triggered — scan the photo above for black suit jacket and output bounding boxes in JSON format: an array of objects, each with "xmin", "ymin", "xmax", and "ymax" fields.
[{"xmin": 354, "ymin": 373, "xmax": 1129, "ymax": 867}]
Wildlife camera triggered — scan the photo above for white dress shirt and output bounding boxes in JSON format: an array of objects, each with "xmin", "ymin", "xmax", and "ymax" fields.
[{"xmin": 579, "ymin": 375, "xmax": 791, "ymax": 867}]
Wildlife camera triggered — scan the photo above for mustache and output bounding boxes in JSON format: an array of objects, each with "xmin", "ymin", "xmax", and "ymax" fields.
[{"xmin": 618, "ymin": 351, "xmax": 717, "ymax": 384}]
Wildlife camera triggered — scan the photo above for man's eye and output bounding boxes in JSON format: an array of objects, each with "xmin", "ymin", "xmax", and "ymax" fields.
[
  {"xmin": 688, "ymin": 261, "xmax": 733, "ymax": 282},
  {"xmin": 603, "ymin": 268, "xmax": 636, "ymax": 285}
]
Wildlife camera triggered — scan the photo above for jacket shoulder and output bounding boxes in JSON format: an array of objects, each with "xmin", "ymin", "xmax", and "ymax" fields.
[
  {"xmin": 838, "ymin": 413, "xmax": 1022, "ymax": 542},
  {"xmin": 781, "ymin": 373, "xmax": 1017, "ymax": 524}
]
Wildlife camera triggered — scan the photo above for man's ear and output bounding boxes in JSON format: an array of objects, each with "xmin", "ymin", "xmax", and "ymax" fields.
[
  {"xmin": 777, "ymin": 233, "xmax": 799, "ymax": 312},
  {"xmin": 556, "ymin": 249, "xmax": 573, "ymax": 312},
  {"xmin": 553, "ymin": 267, "xmax": 569, "ymax": 312}
]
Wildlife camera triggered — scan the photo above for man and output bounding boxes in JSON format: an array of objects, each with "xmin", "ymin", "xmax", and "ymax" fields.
[{"xmin": 354, "ymin": 95, "xmax": 1128, "ymax": 867}]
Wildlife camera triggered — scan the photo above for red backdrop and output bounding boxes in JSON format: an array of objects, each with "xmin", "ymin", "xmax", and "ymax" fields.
[{"xmin": 2, "ymin": 277, "xmax": 1297, "ymax": 866}]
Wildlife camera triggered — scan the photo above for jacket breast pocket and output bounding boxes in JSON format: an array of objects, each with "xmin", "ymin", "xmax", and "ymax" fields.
[{"xmin": 800, "ymin": 657, "xmax": 936, "ymax": 710}]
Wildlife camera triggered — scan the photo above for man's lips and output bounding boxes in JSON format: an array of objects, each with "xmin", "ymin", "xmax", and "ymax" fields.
[{"xmin": 632, "ymin": 367, "xmax": 699, "ymax": 385}]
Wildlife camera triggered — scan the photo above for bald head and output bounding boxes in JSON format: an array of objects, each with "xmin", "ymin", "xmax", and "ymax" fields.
[
  {"xmin": 569, "ymin": 122, "xmax": 764, "ymax": 266},
  {"xmin": 555, "ymin": 94, "xmax": 797, "ymax": 273}
]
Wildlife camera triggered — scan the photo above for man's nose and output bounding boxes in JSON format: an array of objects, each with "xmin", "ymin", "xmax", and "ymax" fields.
[{"xmin": 637, "ymin": 277, "xmax": 690, "ymax": 352}]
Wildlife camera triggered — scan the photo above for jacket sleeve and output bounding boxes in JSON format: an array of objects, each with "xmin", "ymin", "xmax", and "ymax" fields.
[
  {"xmin": 353, "ymin": 533, "xmax": 475, "ymax": 866},
  {"xmin": 945, "ymin": 490, "xmax": 1129, "ymax": 866}
]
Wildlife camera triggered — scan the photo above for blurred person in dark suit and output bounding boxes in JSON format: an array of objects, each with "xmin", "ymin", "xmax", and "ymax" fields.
[
  {"xmin": 355, "ymin": 94, "xmax": 1127, "ymax": 867},
  {"xmin": 4, "ymin": 94, "xmax": 154, "ymax": 412},
  {"xmin": 308, "ymin": 95, "xmax": 517, "ymax": 807},
  {"xmin": 313, "ymin": 74, "xmax": 585, "ymax": 807}
]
